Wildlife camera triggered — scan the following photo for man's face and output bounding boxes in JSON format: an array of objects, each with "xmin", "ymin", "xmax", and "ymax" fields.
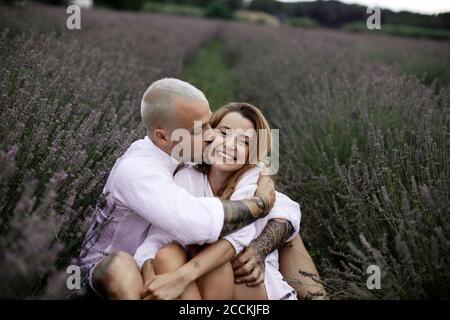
[{"xmin": 170, "ymin": 97, "xmax": 215, "ymax": 163}]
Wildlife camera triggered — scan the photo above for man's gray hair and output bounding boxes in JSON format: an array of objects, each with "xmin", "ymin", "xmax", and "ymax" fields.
[{"xmin": 141, "ymin": 78, "xmax": 208, "ymax": 132}]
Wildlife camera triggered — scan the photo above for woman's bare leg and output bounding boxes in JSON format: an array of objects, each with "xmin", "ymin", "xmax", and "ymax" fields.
[
  {"xmin": 189, "ymin": 244, "xmax": 266, "ymax": 300},
  {"xmin": 196, "ymin": 262, "xmax": 234, "ymax": 300},
  {"xmin": 232, "ymin": 282, "xmax": 267, "ymax": 300},
  {"xmin": 150, "ymin": 243, "xmax": 202, "ymax": 300},
  {"xmin": 141, "ymin": 259, "xmax": 157, "ymax": 285},
  {"xmin": 278, "ymin": 234, "xmax": 327, "ymax": 299}
]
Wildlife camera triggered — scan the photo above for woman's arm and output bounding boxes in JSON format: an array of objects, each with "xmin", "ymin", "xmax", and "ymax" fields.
[
  {"xmin": 141, "ymin": 239, "xmax": 237, "ymax": 300},
  {"xmin": 179, "ymin": 239, "xmax": 236, "ymax": 282}
]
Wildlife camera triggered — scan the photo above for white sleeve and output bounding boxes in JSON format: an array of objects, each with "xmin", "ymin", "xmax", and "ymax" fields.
[
  {"xmin": 133, "ymin": 226, "xmax": 173, "ymax": 269},
  {"xmin": 111, "ymin": 159, "xmax": 224, "ymax": 246},
  {"xmin": 223, "ymin": 168, "xmax": 301, "ymax": 253},
  {"xmin": 222, "ymin": 166, "xmax": 260, "ymax": 255}
]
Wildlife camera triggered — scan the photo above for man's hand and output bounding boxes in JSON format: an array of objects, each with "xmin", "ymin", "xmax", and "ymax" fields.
[
  {"xmin": 219, "ymin": 167, "xmax": 276, "ymax": 236},
  {"xmin": 140, "ymin": 271, "xmax": 190, "ymax": 300},
  {"xmin": 254, "ymin": 169, "xmax": 276, "ymax": 217},
  {"xmin": 232, "ymin": 246, "xmax": 265, "ymax": 287},
  {"xmin": 232, "ymin": 219, "xmax": 295, "ymax": 286}
]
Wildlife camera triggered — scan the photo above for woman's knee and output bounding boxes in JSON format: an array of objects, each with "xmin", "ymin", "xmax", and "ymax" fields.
[{"xmin": 154, "ymin": 243, "xmax": 187, "ymax": 273}]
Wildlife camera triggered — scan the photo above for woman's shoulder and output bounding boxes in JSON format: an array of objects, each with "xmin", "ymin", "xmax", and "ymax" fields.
[
  {"xmin": 173, "ymin": 164, "xmax": 206, "ymax": 196},
  {"xmin": 236, "ymin": 164, "xmax": 262, "ymax": 187}
]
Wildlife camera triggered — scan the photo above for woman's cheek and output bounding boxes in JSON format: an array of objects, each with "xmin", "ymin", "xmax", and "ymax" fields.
[{"xmin": 236, "ymin": 145, "xmax": 248, "ymax": 165}]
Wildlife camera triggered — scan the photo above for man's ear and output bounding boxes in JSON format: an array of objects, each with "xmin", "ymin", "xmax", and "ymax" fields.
[{"xmin": 154, "ymin": 129, "xmax": 169, "ymax": 146}]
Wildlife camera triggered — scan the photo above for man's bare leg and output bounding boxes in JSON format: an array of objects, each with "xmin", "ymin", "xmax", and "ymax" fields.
[
  {"xmin": 152, "ymin": 243, "xmax": 202, "ymax": 300},
  {"xmin": 278, "ymin": 234, "xmax": 327, "ymax": 299},
  {"xmin": 91, "ymin": 251, "xmax": 144, "ymax": 299}
]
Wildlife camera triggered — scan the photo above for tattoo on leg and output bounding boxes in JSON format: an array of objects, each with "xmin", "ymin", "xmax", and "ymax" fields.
[{"xmin": 193, "ymin": 261, "xmax": 200, "ymax": 269}]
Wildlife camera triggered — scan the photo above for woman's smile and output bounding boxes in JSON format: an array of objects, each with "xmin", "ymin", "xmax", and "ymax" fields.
[{"xmin": 216, "ymin": 150, "xmax": 235, "ymax": 161}]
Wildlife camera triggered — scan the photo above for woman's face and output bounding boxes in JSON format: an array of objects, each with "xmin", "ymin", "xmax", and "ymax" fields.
[{"xmin": 209, "ymin": 111, "xmax": 255, "ymax": 173}]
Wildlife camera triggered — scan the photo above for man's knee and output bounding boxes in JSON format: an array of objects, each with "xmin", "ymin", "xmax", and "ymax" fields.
[{"xmin": 92, "ymin": 251, "xmax": 140, "ymax": 293}]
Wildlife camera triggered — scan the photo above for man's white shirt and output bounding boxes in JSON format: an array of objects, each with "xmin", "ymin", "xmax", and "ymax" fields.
[{"xmin": 78, "ymin": 136, "xmax": 224, "ymax": 274}]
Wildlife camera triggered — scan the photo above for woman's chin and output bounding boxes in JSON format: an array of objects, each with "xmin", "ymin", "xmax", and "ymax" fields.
[{"xmin": 211, "ymin": 162, "xmax": 243, "ymax": 173}]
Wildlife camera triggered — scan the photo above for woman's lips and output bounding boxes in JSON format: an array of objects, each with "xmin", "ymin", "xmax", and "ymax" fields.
[{"xmin": 216, "ymin": 150, "xmax": 236, "ymax": 161}]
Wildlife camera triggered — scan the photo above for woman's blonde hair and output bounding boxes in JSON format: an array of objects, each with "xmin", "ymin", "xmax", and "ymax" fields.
[{"xmin": 198, "ymin": 102, "xmax": 273, "ymax": 199}]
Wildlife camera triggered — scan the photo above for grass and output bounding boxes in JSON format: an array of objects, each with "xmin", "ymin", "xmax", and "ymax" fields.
[
  {"xmin": 343, "ymin": 22, "xmax": 450, "ymax": 41},
  {"xmin": 359, "ymin": 48, "xmax": 450, "ymax": 88},
  {"xmin": 141, "ymin": 2, "xmax": 204, "ymax": 17},
  {"xmin": 235, "ymin": 10, "xmax": 280, "ymax": 26},
  {"xmin": 1, "ymin": 4, "xmax": 449, "ymax": 299},
  {"xmin": 286, "ymin": 17, "xmax": 320, "ymax": 28},
  {"xmin": 183, "ymin": 37, "xmax": 236, "ymax": 111}
]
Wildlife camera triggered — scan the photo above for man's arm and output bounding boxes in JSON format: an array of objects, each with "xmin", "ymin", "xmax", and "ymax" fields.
[
  {"xmin": 220, "ymin": 196, "xmax": 268, "ymax": 236},
  {"xmin": 115, "ymin": 160, "xmax": 275, "ymax": 245},
  {"xmin": 219, "ymin": 172, "xmax": 276, "ymax": 236},
  {"xmin": 232, "ymin": 218, "xmax": 294, "ymax": 286}
]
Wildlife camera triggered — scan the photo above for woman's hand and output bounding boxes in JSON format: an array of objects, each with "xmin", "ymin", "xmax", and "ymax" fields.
[{"xmin": 140, "ymin": 270, "xmax": 191, "ymax": 300}]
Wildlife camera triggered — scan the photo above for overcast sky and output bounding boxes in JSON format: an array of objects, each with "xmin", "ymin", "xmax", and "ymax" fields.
[{"xmin": 277, "ymin": 0, "xmax": 450, "ymax": 15}]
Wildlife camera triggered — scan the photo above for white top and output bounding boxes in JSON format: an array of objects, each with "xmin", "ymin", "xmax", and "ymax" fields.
[
  {"xmin": 134, "ymin": 164, "xmax": 301, "ymax": 267},
  {"xmin": 78, "ymin": 137, "xmax": 225, "ymax": 273},
  {"xmin": 133, "ymin": 164, "xmax": 301, "ymax": 300}
]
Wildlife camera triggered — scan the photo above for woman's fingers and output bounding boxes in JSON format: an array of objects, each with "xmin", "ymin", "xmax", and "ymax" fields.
[
  {"xmin": 139, "ymin": 278, "xmax": 156, "ymax": 299},
  {"xmin": 142, "ymin": 293, "xmax": 155, "ymax": 300},
  {"xmin": 141, "ymin": 286, "xmax": 156, "ymax": 300}
]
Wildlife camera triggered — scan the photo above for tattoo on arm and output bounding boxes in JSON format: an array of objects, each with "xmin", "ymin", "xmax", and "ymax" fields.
[
  {"xmin": 220, "ymin": 196, "xmax": 271, "ymax": 236},
  {"xmin": 249, "ymin": 219, "xmax": 295, "ymax": 260},
  {"xmin": 220, "ymin": 199, "xmax": 256, "ymax": 236}
]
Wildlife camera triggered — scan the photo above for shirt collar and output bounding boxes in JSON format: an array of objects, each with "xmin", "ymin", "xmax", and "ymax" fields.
[{"xmin": 144, "ymin": 136, "xmax": 180, "ymax": 174}]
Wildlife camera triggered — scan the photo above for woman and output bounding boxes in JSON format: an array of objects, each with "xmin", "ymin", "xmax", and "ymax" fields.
[{"xmin": 134, "ymin": 103, "xmax": 305, "ymax": 300}]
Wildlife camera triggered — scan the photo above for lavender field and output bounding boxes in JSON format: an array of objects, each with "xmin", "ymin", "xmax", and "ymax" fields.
[{"xmin": 0, "ymin": 4, "xmax": 449, "ymax": 299}]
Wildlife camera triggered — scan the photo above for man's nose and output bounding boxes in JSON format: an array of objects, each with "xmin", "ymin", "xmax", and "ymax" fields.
[{"xmin": 204, "ymin": 127, "xmax": 215, "ymax": 142}]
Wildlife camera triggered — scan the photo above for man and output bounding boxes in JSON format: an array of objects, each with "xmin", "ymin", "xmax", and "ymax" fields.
[{"xmin": 78, "ymin": 78, "xmax": 276, "ymax": 299}]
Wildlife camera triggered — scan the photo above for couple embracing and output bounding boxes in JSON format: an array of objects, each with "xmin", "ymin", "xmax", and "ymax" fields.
[{"xmin": 78, "ymin": 78, "xmax": 326, "ymax": 300}]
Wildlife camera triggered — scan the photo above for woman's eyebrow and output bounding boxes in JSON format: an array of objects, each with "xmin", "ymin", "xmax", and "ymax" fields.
[{"xmin": 193, "ymin": 122, "xmax": 208, "ymax": 132}]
